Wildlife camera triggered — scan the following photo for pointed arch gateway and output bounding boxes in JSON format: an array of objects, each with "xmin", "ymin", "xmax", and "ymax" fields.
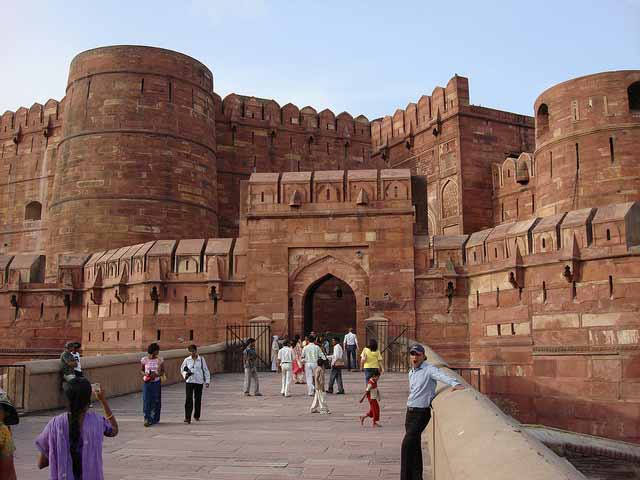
[{"xmin": 289, "ymin": 254, "xmax": 369, "ymax": 337}]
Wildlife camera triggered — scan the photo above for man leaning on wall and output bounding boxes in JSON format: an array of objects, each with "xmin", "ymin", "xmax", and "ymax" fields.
[{"xmin": 401, "ymin": 344, "xmax": 465, "ymax": 480}]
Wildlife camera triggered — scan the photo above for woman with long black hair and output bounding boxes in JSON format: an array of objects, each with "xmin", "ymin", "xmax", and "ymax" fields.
[
  {"xmin": 36, "ymin": 377, "xmax": 118, "ymax": 479},
  {"xmin": 141, "ymin": 342, "xmax": 164, "ymax": 426}
]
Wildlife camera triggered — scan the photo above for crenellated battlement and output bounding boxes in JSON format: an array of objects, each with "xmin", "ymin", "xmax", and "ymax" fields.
[
  {"xmin": 370, "ymin": 75, "xmax": 470, "ymax": 148},
  {"xmin": 0, "ymin": 98, "xmax": 64, "ymax": 138},
  {"xmin": 215, "ymin": 93, "xmax": 370, "ymax": 139},
  {"xmin": 246, "ymin": 168, "xmax": 412, "ymax": 214},
  {"xmin": 414, "ymin": 201, "xmax": 640, "ymax": 273}
]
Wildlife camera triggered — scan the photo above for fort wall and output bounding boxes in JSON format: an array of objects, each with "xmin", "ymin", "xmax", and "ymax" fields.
[
  {"xmin": 371, "ymin": 75, "xmax": 535, "ymax": 236},
  {"xmin": 0, "ymin": 99, "xmax": 64, "ymax": 257},
  {"xmin": 213, "ymin": 94, "xmax": 381, "ymax": 237},
  {"xmin": 46, "ymin": 46, "xmax": 219, "ymax": 276}
]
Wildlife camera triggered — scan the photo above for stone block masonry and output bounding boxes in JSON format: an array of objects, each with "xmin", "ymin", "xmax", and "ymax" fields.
[{"xmin": 0, "ymin": 45, "xmax": 639, "ymax": 445}]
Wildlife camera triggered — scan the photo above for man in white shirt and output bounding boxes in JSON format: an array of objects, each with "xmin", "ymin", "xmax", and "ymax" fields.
[
  {"xmin": 72, "ymin": 342, "xmax": 83, "ymax": 377},
  {"xmin": 343, "ymin": 328, "xmax": 359, "ymax": 371},
  {"xmin": 301, "ymin": 335, "xmax": 326, "ymax": 396},
  {"xmin": 181, "ymin": 344, "xmax": 211, "ymax": 424},
  {"xmin": 277, "ymin": 339, "xmax": 295, "ymax": 397},
  {"xmin": 327, "ymin": 337, "xmax": 345, "ymax": 394}
]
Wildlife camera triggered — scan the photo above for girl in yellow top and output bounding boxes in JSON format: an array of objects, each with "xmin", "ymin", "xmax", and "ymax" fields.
[{"xmin": 360, "ymin": 339, "xmax": 384, "ymax": 384}]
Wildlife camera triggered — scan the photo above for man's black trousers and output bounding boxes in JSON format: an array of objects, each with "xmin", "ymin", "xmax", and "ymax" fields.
[
  {"xmin": 185, "ymin": 382, "xmax": 204, "ymax": 420},
  {"xmin": 400, "ymin": 408, "xmax": 431, "ymax": 480}
]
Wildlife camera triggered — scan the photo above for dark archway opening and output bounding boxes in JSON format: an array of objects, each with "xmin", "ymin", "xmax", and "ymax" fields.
[{"xmin": 303, "ymin": 274, "xmax": 356, "ymax": 336}]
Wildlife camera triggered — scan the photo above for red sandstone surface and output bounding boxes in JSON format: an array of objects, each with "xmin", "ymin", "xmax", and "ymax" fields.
[{"xmin": 1, "ymin": 45, "xmax": 639, "ymax": 444}]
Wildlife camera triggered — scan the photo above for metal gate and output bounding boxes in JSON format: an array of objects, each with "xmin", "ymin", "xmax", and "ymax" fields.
[
  {"xmin": 225, "ymin": 324, "xmax": 272, "ymax": 372},
  {"xmin": 0, "ymin": 365, "xmax": 25, "ymax": 410},
  {"xmin": 365, "ymin": 321, "xmax": 415, "ymax": 373}
]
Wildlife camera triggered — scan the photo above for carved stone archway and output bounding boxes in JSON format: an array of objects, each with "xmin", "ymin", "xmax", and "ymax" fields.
[{"xmin": 289, "ymin": 254, "xmax": 369, "ymax": 337}]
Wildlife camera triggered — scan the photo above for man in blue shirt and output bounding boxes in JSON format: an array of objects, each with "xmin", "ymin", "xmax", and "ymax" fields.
[{"xmin": 401, "ymin": 344, "xmax": 464, "ymax": 480}]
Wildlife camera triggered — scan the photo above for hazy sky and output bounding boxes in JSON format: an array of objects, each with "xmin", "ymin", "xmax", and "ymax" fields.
[{"xmin": 1, "ymin": 1, "xmax": 638, "ymax": 120}]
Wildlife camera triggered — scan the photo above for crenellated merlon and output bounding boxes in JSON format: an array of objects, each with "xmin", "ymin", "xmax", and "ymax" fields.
[{"xmin": 214, "ymin": 93, "xmax": 370, "ymax": 139}]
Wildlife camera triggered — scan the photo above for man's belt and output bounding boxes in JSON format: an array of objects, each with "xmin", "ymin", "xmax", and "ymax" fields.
[{"xmin": 407, "ymin": 406, "xmax": 429, "ymax": 412}]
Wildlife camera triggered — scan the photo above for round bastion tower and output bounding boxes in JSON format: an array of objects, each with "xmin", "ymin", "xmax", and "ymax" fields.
[
  {"xmin": 533, "ymin": 70, "xmax": 640, "ymax": 217},
  {"xmin": 47, "ymin": 46, "xmax": 217, "ymax": 266}
]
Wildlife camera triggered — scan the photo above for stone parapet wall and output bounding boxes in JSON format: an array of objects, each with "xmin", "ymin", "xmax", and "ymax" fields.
[
  {"xmin": 418, "ymin": 342, "xmax": 585, "ymax": 479},
  {"xmin": 18, "ymin": 342, "xmax": 225, "ymax": 413}
]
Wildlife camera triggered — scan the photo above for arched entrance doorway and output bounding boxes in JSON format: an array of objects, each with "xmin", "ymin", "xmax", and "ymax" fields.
[{"xmin": 303, "ymin": 274, "xmax": 356, "ymax": 335}]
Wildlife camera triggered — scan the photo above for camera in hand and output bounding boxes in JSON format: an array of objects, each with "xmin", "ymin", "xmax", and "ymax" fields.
[{"xmin": 183, "ymin": 365, "xmax": 193, "ymax": 379}]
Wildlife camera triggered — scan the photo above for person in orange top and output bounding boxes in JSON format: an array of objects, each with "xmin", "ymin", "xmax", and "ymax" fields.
[
  {"xmin": 359, "ymin": 372, "xmax": 382, "ymax": 427},
  {"xmin": 0, "ymin": 389, "xmax": 18, "ymax": 480}
]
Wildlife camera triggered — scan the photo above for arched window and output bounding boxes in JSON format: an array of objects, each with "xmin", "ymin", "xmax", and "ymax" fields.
[
  {"xmin": 536, "ymin": 103, "xmax": 549, "ymax": 136},
  {"xmin": 25, "ymin": 201, "xmax": 42, "ymax": 220},
  {"xmin": 628, "ymin": 81, "xmax": 640, "ymax": 112}
]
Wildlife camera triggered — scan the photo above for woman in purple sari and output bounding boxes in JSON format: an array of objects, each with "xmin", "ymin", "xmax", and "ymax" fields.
[{"xmin": 35, "ymin": 377, "xmax": 118, "ymax": 480}]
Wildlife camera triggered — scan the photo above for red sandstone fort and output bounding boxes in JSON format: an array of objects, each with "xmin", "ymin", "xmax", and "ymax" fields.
[{"xmin": 1, "ymin": 46, "xmax": 639, "ymax": 443}]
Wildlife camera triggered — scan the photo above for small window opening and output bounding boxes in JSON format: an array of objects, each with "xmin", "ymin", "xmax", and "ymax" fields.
[
  {"xmin": 189, "ymin": 329, "xmax": 194, "ymax": 341},
  {"xmin": 575, "ymin": 143, "xmax": 580, "ymax": 171},
  {"xmin": 537, "ymin": 103, "xmax": 549, "ymax": 135},
  {"xmin": 184, "ymin": 296, "xmax": 188, "ymax": 315},
  {"xmin": 542, "ymin": 281, "xmax": 547, "ymax": 303},
  {"xmin": 572, "ymin": 281, "xmax": 577, "ymax": 300},
  {"xmin": 394, "ymin": 185, "xmax": 399, "ymax": 198},
  {"xmin": 476, "ymin": 290, "xmax": 480, "ymax": 307},
  {"xmin": 497, "ymin": 324, "xmax": 502, "ymax": 336},
  {"xmin": 609, "ymin": 275, "xmax": 614, "ymax": 298},
  {"xmin": 135, "ymin": 297, "xmax": 139, "ymax": 314},
  {"xmin": 606, "ymin": 229, "xmax": 611, "ymax": 241},
  {"xmin": 550, "ymin": 151, "xmax": 553, "ymax": 178},
  {"xmin": 494, "ymin": 247, "xmax": 498, "ymax": 258},
  {"xmin": 102, "ymin": 332, "xmax": 105, "ymax": 342},
  {"xmin": 326, "ymin": 189, "xmax": 331, "ymax": 201},
  {"xmin": 25, "ymin": 201, "xmax": 42, "ymax": 221},
  {"xmin": 157, "ymin": 329, "xmax": 161, "ymax": 341},
  {"xmin": 261, "ymin": 191, "xmax": 265, "ymax": 203},
  {"xmin": 365, "ymin": 296, "xmax": 370, "ymax": 306},
  {"xmin": 40, "ymin": 302, "xmax": 44, "ymax": 319},
  {"xmin": 628, "ymin": 81, "xmax": 640, "ymax": 111},
  {"xmin": 511, "ymin": 323, "xmax": 516, "ymax": 335},
  {"xmin": 496, "ymin": 287, "xmax": 500, "ymax": 307},
  {"xmin": 117, "ymin": 331, "xmax": 120, "ymax": 342},
  {"xmin": 473, "ymin": 251, "xmax": 477, "ymax": 262},
  {"xmin": 140, "ymin": 78, "xmax": 144, "ymax": 93},
  {"xmin": 168, "ymin": 81, "xmax": 173, "ymax": 102},
  {"xmin": 542, "ymin": 238, "xmax": 546, "ymax": 249},
  {"xmin": 186, "ymin": 260, "xmax": 189, "ymax": 271},
  {"xmin": 89, "ymin": 332, "xmax": 91, "ymax": 342},
  {"xmin": 609, "ymin": 137, "xmax": 615, "ymax": 163},
  {"xmin": 133, "ymin": 330, "xmax": 136, "ymax": 341},
  {"xmin": 108, "ymin": 300, "xmax": 112, "ymax": 317}
]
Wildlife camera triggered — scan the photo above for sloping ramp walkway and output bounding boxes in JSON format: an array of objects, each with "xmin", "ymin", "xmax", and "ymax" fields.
[{"xmin": 13, "ymin": 371, "xmax": 429, "ymax": 479}]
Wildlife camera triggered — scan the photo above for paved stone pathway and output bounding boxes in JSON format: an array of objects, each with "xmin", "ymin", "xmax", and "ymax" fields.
[{"xmin": 13, "ymin": 371, "xmax": 430, "ymax": 479}]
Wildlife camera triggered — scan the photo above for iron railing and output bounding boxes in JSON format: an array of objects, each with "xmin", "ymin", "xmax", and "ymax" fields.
[
  {"xmin": 0, "ymin": 365, "xmax": 26, "ymax": 410},
  {"xmin": 225, "ymin": 324, "xmax": 272, "ymax": 372},
  {"xmin": 365, "ymin": 321, "xmax": 415, "ymax": 373}
]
